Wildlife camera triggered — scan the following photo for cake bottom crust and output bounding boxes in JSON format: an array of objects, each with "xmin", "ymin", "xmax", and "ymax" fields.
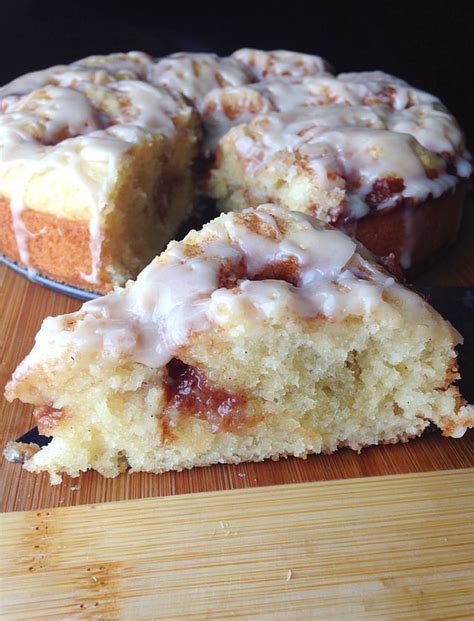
[{"xmin": 3, "ymin": 424, "xmax": 427, "ymax": 482}]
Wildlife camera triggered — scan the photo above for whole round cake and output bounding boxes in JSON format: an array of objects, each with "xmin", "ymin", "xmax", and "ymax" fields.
[{"xmin": 0, "ymin": 49, "xmax": 470, "ymax": 292}]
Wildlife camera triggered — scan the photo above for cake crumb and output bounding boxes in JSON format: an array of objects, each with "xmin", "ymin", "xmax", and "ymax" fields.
[
  {"xmin": 3, "ymin": 441, "xmax": 40, "ymax": 464},
  {"xmin": 237, "ymin": 472, "xmax": 246, "ymax": 478},
  {"xmin": 70, "ymin": 485, "xmax": 81, "ymax": 491},
  {"xmin": 286, "ymin": 569, "xmax": 292, "ymax": 582}
]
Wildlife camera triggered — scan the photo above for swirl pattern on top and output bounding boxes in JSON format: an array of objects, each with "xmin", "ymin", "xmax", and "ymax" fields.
[
  {"xmin": 201, "ymin": 72, "xmax": 467, "ymax": 162},
  {"xmin": 231, "ymin": 48, "xmax": 330, "ymax": 79},
  {"xmin": 0, "ymin": 49, "xmax": 470, "ymax": 286}
]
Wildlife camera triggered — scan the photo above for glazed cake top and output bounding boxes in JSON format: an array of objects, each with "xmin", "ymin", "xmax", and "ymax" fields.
[
  {"xmin": 1, "ymin": 49, "xmax": 470, "ymax": 208},
  {"xmin": 221, "ymin": 107, "xmax": 461, "ymax": 219},
  {"xmin": 203, "ymin": 71, "xmax": 470, "ymax": 205},
  {"xmin": 148, "ymin": 52, "xmax": 253, "ymax": 102},
  {"xmin": 0, "ymin": 49, "xmax": 471, "ymax": 285},
  {"xmin": 231, "ymin": 48, "xmax": 330, "ymax": 79}
]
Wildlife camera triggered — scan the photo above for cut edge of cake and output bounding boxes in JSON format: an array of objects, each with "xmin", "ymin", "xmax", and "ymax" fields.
[{"xmin": 0, "ymin": 67, "xmax": 202, "ymax": 293}]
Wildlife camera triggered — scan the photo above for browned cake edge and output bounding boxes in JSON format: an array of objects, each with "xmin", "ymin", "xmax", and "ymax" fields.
[
  {"xmin": 342, "ymin": 183, "xmax": 468, "ymax": 267},
  {"xmin": 0, "ymin": 198, "xmax": 112, "ymax": 293},
  {"xmin": 0, "ymin": 183, "xmax": 468, "ymax": 294}
]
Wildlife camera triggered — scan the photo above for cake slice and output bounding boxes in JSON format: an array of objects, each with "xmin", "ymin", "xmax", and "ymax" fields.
[
  {"xmin": 0, "ymin": 64, "xmax": 200, "ymax": 292},
  {"xmin": 4, "ymin": 205, "xmax": 473, "ymax": 483}
]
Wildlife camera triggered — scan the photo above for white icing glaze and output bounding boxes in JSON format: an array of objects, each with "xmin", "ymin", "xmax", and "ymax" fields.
[
  {"xmin": 300, "ymin": 128, "xmax": 456, "ymax": 205},
  {"xmin": 148, "ymin": 53, "xmax": 251, "ymax": 103},
  {"xmin": 0, "ymin": 66, "xmax": 69, "ymax": 97},
  {"xmin": 227, "ymin": 108, "xmax": 463, "ymax": 219},
  {"xmin": 387, "ymin": 105, "xmax": 465, "ymax": 168},
  {"xmin": 18, "ymin": 205, "xmax": 417, "ymax": 372},
  {"xmin": 232, "ymin": 49, "xmax": 329, "ymax": 79},
  {"xmin": 0, "ymin": 69, "xmax": 193, "ymax": 282},
  {"xmin": 0, "ymin": 52, "xmax": 155, "ymax": 98},
  {"xmin": 337, "ymin": 71, "xmax": 440, "ymax": 108},
  {"xmin": 199, "ymin": 86, "xmax": 276, "ymax": 155},
  {"xmin": 105, "ymin": 80, "xmax": 186, "ymax": 138},
  {"xmin": 73, "ymin": 51, "xmax": 155, "ymax": 80},
  {"xmin": 204, "ymin": 74, "xmax": 469, "ymax": 170},
  {"xmin": 258, "ymin": 73, "xmax": 441, "ymax": 112}
]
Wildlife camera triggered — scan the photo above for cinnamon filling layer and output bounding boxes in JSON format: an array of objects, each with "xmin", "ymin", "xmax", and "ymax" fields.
[
  {"xmin": 163, "ymin": 358, "xmax": 249, "ymax": 433},
  {"xmin": 218, "ymin": 255, "xmax": 300, "ymax": 289},
  {"xmin": 365, "ymin": 176, "xmax": 406, "ymax": 210}
]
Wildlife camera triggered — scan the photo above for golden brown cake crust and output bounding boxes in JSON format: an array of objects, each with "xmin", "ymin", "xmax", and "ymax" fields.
[
  {"xmin": 0, "ymin": 197, "xmax": 112, "ymax": 293},
  {"xmin": 0, "ymin": 183, "xmax": 467, "ymax": 293},
  {"xmin": 340, "ymin": 183, "xmax": 467, "ymax": 268}
]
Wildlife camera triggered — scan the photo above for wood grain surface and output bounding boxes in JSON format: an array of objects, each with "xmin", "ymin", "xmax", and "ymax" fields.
[
  {"xmin": 1, "ymin": 469, "xmax": 473, "ymax": 620},
  {"xmin": 1, "ymin": 201, "xmax": 473, "ymax": 514}
]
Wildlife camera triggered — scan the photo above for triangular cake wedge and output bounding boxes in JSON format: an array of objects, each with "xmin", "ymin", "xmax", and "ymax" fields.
[{"xmin": 4, "ymin": 205, "xmax": 473, "ymax": 483}]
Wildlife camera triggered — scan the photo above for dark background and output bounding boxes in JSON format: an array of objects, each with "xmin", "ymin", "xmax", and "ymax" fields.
[{"xmin": 1, "ymin": 2, "xmax": 473, "ymax": 147}]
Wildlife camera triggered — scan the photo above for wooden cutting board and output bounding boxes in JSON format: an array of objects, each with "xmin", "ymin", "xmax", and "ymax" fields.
[
  {"xmin": 0, "ymin": 469, "xmax": 473, "ymax": 619},
  {"xmin": 1, "ymin": 204, "xmax": 473, "ymax": 513}
]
